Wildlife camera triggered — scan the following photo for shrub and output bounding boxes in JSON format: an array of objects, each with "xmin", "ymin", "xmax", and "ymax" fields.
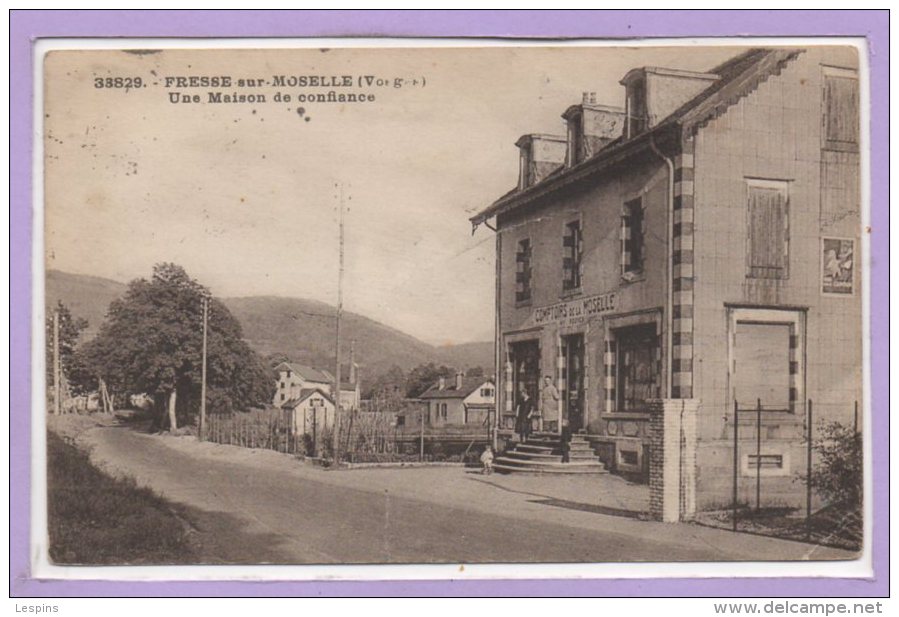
[{"xmin": 807, "ymin": 420, "xmax": 862, "ymax": 509}]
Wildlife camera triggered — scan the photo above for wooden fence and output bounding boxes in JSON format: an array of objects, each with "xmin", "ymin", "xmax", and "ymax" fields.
[
  {"xmin": 206, "ymin": 408, "xmax": 303, "ymax": 455},
  {"xmin": 337, "ymin": 411, "xmax": 400, "ymax": 455},
  {"xmin": 206, "ymin": 408, "xmax": 491, "ymax": 464}
]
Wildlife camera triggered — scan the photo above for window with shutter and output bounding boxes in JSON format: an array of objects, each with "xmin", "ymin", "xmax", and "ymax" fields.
[
  {"xmin": 746, "ymin": 181, "xmax": 789, "ymax": 279},
  {"xmin": 823, "ymin": 66, "xmax": 859, "ymax": 151},
  {"xmin": 515, "ymin": 238, "xmax": 532, "ymax": 303},
  {"xmin": 562, "ymin": 220, "xmax": 582, "ymax": 291},
  {"xmin": 733, "ymin": 322, "xmax": 791, "ymax": 411},
  {"xmin": 622, "ymin": 198, "xmax": 644, "ymax": 275}
]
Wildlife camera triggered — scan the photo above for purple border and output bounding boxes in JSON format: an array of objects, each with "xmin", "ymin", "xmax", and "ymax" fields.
[{"xmin": 10, "ymin": 10, "xmax": 888, "ymax": 598}]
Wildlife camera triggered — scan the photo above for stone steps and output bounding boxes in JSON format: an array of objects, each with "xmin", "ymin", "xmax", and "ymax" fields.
[
  {"xmin": 493, "ymin": 461, "xmax": 608, "ymax": 475},
  {"xmin": 495, "ymin": 456, "xmax": 605, "ymax": 468},
  {"xmin": 516, "ymin": 443, "xmax": 556, "ymax": 453},
  {"xmin": 494, "ymin": 433, "xmax": 607, "ymax": 475},
  {"xmin": 504, "ymin": 450, "xmax": 564, "ymax": 461}
]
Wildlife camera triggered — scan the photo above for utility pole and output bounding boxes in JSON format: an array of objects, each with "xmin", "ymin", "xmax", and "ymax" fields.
[
  {"xmin": 53, "ymin": 309, "xmax": 61, "ymax": 415},
  {"xmin": 331, "ymin": 183, "xmax": 345, "ymax": 461},
  {"xmin": 349, "ymin": 339, "xmax": 356, "ymax": 385},
  {"xmin": 199, "ymin": 296, "xmax": 209, "ymax": 441}
]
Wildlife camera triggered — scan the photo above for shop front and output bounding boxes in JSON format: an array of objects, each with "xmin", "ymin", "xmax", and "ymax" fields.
[{"xmin": 500, "ymin": 291, "xmax": 621, "ymax": 438}]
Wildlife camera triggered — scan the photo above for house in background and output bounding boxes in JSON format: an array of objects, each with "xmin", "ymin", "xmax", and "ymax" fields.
[
  {"xmin": 272, "ymin": 362, "xmax": 360, "ymax": 412},
  {"xmin": 419, "ymin": 373, "xmax": 496, "ymax": 427},
  {"xmin": 282, "ymin": 387, "xmax": 336, "ymax": 436},
  {"xmin": 471, "ymin": 47, "xmax": 861, "ymax": 520}
]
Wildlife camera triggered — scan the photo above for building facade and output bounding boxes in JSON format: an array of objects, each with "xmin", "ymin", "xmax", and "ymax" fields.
[
  {"xmin": 419, "ymin": 374, "xmax": 496, "ymax": 427},
  {"xmin": 282, "ymin": 387, "xmax": 336, "ymax": 436},
  {"xmin": 471, "ymin": 47, "xmax": 862, "ymax": 513},
  {"xmin": 272, "ymin": 362, "xmax": 360, "ymax": 412}
]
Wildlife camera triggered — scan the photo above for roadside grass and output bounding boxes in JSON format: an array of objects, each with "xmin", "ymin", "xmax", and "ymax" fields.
[{"xmin": 47, "ymin": 430, "xmax": 195, "ymax": 564}]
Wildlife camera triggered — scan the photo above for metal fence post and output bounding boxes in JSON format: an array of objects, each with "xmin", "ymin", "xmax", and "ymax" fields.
[
  {"xmin": 756, "ymin": 398, "xmax": 762, "ymax": 513},
  {"xmin": 806, "ymin": 398, "xmax": 813, "ymax": 541},
  {"xmin": 419, "ymin": 409, "xmax": 425, "ymax": 462},
  {"xmin": 732, "ymin": 399, "xmax": 739, "ymax": 532}
]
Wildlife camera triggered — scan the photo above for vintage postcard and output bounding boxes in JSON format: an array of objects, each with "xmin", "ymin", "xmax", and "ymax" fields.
[{"xmin": 38, "ymin": 41, "xmax": 866, "ymax": 574}]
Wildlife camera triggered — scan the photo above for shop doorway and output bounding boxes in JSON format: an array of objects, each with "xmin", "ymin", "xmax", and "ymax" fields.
[
  {"xmin": 509, "ymin": 340, "xmax": 540, "ymax": 429},
  {"xmin": 561, "ymin": 334, "xmax": 585, "ymax": 432}
]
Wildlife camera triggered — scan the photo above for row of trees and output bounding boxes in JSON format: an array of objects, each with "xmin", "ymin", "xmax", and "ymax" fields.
[
  {"xmin": 363, "ymin": 363, "xmax": 486, "ymax": 409},
  {"xmin": 48, "ymin": 263, "xmax": 272, "ymax": 430}
]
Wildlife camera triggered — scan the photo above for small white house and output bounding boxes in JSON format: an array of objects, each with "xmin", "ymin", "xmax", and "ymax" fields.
[
  {"xmin": 282, "ymin": 388, "xmax": 336, "ymax": 436},
  {"xmin": 419, "ymin": 374, "xmax": 496, "ymax": 427},
  {"xmin": 273, "ymin": 362, "xmax": 360, "ymax": 411}
]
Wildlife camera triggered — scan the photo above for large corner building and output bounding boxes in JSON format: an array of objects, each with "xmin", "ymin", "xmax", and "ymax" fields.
[{"xmin": 471, "ymin": 47, "xmax": 862, "ymax": 520}]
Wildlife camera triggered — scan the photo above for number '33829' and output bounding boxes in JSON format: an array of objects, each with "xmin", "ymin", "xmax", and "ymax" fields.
[{"xmin": 94, "ymin": 76, "xmax": 143, "ymax": 89}]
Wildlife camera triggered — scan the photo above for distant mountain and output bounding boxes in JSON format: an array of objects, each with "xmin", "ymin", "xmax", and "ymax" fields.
[
  {"xmin": 434, "ymin": 341, "xmax": 495, "ymax": 372},
  {"xmin": 45, "ymin": 270, "xmax": 495, "ymax": 382},
  {"xmin": 45, "ymin": 270, "xmax": 128, "ymax": 342}
]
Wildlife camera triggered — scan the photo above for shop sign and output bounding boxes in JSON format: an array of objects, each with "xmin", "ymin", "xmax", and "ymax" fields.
[{"xmin": 533, "ymin": 292, "xmax": 617, "ymax": 326}]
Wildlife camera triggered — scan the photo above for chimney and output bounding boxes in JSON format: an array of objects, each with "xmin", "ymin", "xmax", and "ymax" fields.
[
  {"xmin": 438, "ymin": 376, "xmax": 446, "ymax": 391},
  {"xmin": 516, "ymin": 134, "xmax": 566, "ymax": 190},
  {"xmin": 562, "ymin": 99, "xmax": 625, "ymax": 166},
  {"xmin": 620, "ymin": 67, "xmax": 718, "ymax": 138},
  {"xmin": 455, "ymin": 372, "xmax": 464, "ymax": 390}
]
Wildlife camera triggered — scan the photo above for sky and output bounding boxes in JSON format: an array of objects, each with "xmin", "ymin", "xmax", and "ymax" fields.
[{"xmin": 43, "ymin": 44, "xmax": 744, "ymax": 344}]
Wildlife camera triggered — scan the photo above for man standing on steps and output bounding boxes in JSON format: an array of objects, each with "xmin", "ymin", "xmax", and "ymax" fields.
[
  {"xmin": 515, "ymin": 383, "xmax": 535, "ymax": 443},
  {"xmin": 539, "ymin": 375, "xmax": 559, "ymax": 435}
]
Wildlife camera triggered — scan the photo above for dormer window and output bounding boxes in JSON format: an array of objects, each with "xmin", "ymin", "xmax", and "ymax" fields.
[
  {"xmin": 518, "ymin": 144, "xmax": 531, "ymax": 189},
  {"xmin": 515, "ymin": 134, "xmax": 566, "ymax": 189},
  {"xmin": 567, "ymin": 111, "xmax": 584, "ymax": 166},
  {"xmin": 626, "ymin": 78, "xmax": 647, "ymax": 138},
  {"xmin": 620, "ymin": 67, "xmax": 717, "ymax": 139}
]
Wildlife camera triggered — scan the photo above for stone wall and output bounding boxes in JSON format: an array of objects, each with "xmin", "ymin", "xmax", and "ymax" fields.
[{"xmin": 648, "ymin": 398, "xmax": 699, "ymax": 522}]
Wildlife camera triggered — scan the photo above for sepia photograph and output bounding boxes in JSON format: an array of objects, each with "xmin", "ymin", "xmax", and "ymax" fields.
[{"xmin": 38, "ymin": 40, "xmax": 865, "ymax": 571}]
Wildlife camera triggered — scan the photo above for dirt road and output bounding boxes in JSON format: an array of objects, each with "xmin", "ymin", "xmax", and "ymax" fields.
[{"xmin": 77, "ymin": 423, "xmax": 853, "ymax": 564}]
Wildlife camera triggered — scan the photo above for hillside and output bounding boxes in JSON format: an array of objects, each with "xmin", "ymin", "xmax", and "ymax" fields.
[
  {"xmin": 45, "ymin": 270, "xmax": 128, "ymax": 341},
  {"xmin": 224, "ymin": 295, "xmax": 463, "ymax": 374},
  {"xmin": 45, "ymin": 270, "xmax": 494, "ymax": 380}
]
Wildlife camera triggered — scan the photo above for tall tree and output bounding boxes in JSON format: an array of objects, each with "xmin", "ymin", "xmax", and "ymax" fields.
[
  {"xmin": 466, "ymin": 366, "xmax": 485, "ymax": 379},
  {"xmin": 45, "ymin": 301, "xmax": 89, "ymax": 396},
  {"xmin": 364, "ymin": 365, "xmax": 406, "ymax": 410},
  {"xmin": 80, "ymin": 263, "xmax": 271, "ymax": 430}
]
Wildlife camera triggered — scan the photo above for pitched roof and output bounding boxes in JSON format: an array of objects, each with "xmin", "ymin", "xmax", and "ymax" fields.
[
  {"xmin": 419, "ymin": 377, "xmax": 494, "ymax": 400},
  {"xmin": 470, "ymin": 48, "xmax": 803, "ymax": 226},
  {"xmin": 282, "ymin": 387, "xmax": 334, "ymax": 410},
  {"xmin": 669, "ymin": 48, "xmax": 802, "ymax": 134},
  {"xmin": 275, "ymin": 362, "xmax": 332, "ymax": 383}
]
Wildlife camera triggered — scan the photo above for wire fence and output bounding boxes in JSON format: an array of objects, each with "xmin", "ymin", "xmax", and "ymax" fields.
[{"xmin": 711, "ymin": 398, "xmax": 863, "ymax": 551}]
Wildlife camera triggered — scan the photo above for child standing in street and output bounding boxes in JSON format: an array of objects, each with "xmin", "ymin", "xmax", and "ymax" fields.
[{"xmin": 480, "ymin": 444, "xmax": 494, "ymax": 475}]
